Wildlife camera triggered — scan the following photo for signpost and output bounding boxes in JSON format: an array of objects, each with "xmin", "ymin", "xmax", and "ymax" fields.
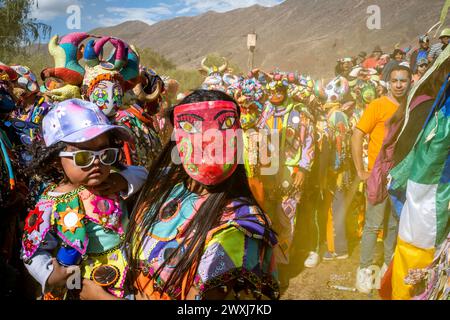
[{"xmin": 247, "ymin": 32, "xmax": 257, "ymax": 71}]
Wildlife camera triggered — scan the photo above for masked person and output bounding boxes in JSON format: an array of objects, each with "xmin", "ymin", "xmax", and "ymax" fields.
[
  {"xmin": 82, "ymin": 37, "xmax": 162, "ymax": 170},
  {"xmin": 313, "ymin": 76, "xmax": 354, "ymax": 263},
  {"xmin": 256, "ymin": 72, "xmax": 314, "ymax": 286},
  {"xmin": 228, "ymin": 74, "xmax": 267, "ymax": 206},
  {"xmin": 78, "ymin": 89, "xmax": 279, "ymax": 300}
]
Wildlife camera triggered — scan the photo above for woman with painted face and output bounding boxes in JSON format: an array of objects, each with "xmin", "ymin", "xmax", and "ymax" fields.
[{"xmin": 79, "ymin": 89, "xmax": 279, "ymax": 300}]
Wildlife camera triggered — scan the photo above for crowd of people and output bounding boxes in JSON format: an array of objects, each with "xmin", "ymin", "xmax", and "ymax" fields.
[{"xmin": 0, "ymin": 28, "xmax": 448, "ymax": 301}]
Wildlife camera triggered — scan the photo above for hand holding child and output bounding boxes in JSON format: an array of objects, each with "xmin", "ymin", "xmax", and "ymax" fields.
[{"xmin": 46, "ymin": 258, "xmax": 75, "ymax": 289}]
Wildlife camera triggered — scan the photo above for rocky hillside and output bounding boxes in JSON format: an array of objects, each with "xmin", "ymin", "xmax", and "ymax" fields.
[{"xmin": 90, "ymin": 0, "xmax": 446, "ymax": 78}]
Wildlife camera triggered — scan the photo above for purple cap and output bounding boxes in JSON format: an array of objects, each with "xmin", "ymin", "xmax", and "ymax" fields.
[{"xmin": 42, "ymin": 98, "xmax": 133, "ymax": 147}]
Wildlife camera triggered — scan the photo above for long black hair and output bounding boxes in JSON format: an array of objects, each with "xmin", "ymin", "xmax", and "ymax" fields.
[{"xmin": 125, "ymin": 89, "xmax": 274, "ymax": 298}]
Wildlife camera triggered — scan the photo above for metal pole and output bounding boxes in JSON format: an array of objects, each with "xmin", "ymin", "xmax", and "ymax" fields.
[{"xmin": 247, "ymin": 32, "xmax": 257, "ymax": 72}]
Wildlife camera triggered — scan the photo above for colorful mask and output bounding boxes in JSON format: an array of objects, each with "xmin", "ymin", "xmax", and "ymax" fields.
[
  {"xmin": 10, "ymin": 65, "xmax": 39, "ymax": 92},
  {"xmin": 174, "ymin": 101, "xmax": 240, "ymax": 186},
  {"xmin": 239, "ymin": 103, "xmax": 260, "ymax": 130},
  {"xmin": 234, "ymin": 79, "xmax": 264, "ymax": 129},
  {"xmin": 288, "ymin": 76, "xmax": 314, "ymax": 102},
  {"xmin": 325, "ymin": 76, "xmax": 349, "ymax": 103},
  {"xmin": 361, "ymin": 83, "xmax": 377, "ymax": 104},
  {"xmin": 89, "ymin": 80, "xmax": 123, "ymax": 117},
  {"xmin": 267, "ymin": 79, "xmax": 288, "ymax": 105}
]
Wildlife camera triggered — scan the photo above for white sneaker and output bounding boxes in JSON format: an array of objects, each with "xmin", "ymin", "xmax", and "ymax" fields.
[
  {"xmin": 355, "ymin": 267, "xmax": 374, "ymax": 294},
  {"xmin": 304, "ymin": 251, "xmax": 320, "ymax": 268}
]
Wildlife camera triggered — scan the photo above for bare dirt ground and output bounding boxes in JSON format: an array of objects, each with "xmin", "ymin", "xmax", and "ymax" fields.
[{"xmin": 281, "ymin": 244, "xmax": 382, "ymax": 300}]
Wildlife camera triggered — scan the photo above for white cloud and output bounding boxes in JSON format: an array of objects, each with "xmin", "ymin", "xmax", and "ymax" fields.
[
  {"xmin": 182, "ymin": 0, "xmax": 284, "ymax": 13},
  {"xmin": 97, "ymin": 6, "xmax": 173, "ymax": 27},
  {"xmin": 30, "ymin": 0, "xmax": 81, "ymax": 21},
  {"xmin": 177, "ymin": 7, "xmax": 192, "ymax": 14}
]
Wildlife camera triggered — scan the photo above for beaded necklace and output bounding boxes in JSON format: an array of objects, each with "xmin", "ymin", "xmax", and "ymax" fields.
[{"xmin": 41, "ymin": 184, "xmax": 86, "ymax": 203}]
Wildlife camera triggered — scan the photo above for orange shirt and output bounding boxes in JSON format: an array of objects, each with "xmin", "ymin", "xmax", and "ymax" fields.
[
  {"xmin": 356, "ymin": 96, "xmax": 399, "ymax": 171},
  {"xmin": 362, "ymin": 57, "xmax": 379, "ymax": 69}
]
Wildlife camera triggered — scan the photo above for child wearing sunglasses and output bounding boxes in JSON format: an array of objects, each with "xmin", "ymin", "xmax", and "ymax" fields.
[{"xmin": 21, "ymin": 99, "xmax": 143, "ymax": 299}]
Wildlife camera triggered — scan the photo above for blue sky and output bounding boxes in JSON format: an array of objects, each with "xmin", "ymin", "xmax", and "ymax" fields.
[{"xmin": 31, "ymin": 0, "xmax": 285, "ymax": 38}]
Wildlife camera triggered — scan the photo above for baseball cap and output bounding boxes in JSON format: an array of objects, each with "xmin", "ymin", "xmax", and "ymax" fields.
[
  {"xmin": 398, "ymin": 61, "xmax": 411, "ymax": 69},
  {"xmin": 42, "ymin": 98, "xmax": 133, "ymax": 147},
  {"xmin": 419, "ymin": 35, "xmax": 429, "ymax": 43},
  {"xmin": 439, "ymin": 28, "xmax": 450, "ymax": 39},
  {"xmin": 339, "ymin": 57, "xmax": 353, "ymax": 63},
  {"xmin": 417, "ymin": 58, "xmax": 428, "ymax": 66}
]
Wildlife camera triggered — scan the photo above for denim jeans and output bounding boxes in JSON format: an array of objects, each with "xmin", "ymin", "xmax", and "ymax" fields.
[
  {"xmin": 360, "ymin": 197, "xmax": 399, "ymax": 268},
  {"xmin": 331, "ymin": 189, "xmax": 348, "ymax": 255}
]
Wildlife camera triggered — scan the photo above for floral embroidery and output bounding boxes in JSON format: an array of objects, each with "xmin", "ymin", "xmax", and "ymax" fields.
[
  {"xmin": 23, "ymin": 239, "xmax": 34, "ymax": 251},
  {"xmin": 91, "ymin": 195, "xmax": 123, "ymax": 233},
  {"xmin": 57, "ymin": 206, "xmax": 84, "ymax": 233},
  {"xmin": 21, "ymin": 184, "xmax": 128, "ymax": 299},
  {"xmin": 24, "ymin": 207, "xmax": 44, "ymax": 234},
  {"xmin": 82, "ymin": 120, "xmax": 92, "ymax": 128},
  {"xmin": 55, "ymin": 106, "xmax": 66, "ymax": 118},
  {"xmin": 28, "ymin": 230, "xmax": 42, "ymax": 245}
]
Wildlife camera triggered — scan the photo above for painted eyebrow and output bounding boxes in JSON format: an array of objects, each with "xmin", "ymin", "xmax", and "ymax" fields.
[
  {"xmin": 176, "ymin": 113, "xmax": 204, "ymax": 121},
  {"xmin": 214, "ymin": 110, "xmax": 237, "ymax": 120}
]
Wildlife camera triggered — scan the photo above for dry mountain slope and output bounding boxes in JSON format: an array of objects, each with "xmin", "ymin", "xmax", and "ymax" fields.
[{"xmin": 91, "ymin": 0, "xmax": 446, "ymax": 77}]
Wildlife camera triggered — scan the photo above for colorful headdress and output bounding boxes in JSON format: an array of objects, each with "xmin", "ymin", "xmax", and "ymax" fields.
[
  {"xmin": 41, "ymin": 32, "xmax": 89, "ymax": 85},
  {"xmin": 83, "ymin": 65, "xmax": 125, "ymax": 98},
  {"xmin": 288, "ymin": 75, "xmax": 314, "ymax": 101},
  {"xmin": 83, "ymin": 37, "xmax": 140, "ymax": 92},
  {"xmin": 324, "ymin": 76, "xmax": 350, "ymax": 103},
  {"xmin": 0, "ymin": 63, "xmax": 19, "ymax": 82},
  {"xmin": 10, "ymin": 65, "xmax": 39, "ymax": 94},
  {"xmin": 200, "ymin": 57, "xmax": 228, "ymax": 76}
]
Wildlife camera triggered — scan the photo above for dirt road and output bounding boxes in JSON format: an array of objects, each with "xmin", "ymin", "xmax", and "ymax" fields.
[{"xmin": 281, "ymin": 244, "xmax": 381, "ymax": 300}]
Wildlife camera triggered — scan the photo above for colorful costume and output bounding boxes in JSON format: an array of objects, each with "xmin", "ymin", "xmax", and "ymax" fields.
[
  {"xmin": 314, "ymin": 76, "xmax": 355, "ymax": 257},
  {"xmin": 199, "ymin": 57, "xmax": 239, "ymax": 92},
  {"xmin": 82, "ymin": 40, "xmax": 162, "ymax": 169},
  {"xmin": 257, "ymin": 73, "xmax": 315, "ymax": 264},
  {"xmin": 135, "ymin": 183, "xmax": 279, "ymax": 300},
  {"xmin": 22, "ymin": 185, "xmax": 129, "ymax": 298},
  {"xmin": 229, "ymin": 76, "xmax": 266, "ymax": 205}
]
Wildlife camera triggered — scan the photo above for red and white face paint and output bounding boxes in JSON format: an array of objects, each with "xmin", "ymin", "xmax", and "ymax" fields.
[{"xmin": 173, "ymin": 100, "xmax": 240, "ymax": 186}]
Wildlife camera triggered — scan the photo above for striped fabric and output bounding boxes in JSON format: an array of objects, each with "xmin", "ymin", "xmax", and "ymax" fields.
[{"xmin": 387, "ymin": 76, "xmax": 450, "ymax": 299}]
